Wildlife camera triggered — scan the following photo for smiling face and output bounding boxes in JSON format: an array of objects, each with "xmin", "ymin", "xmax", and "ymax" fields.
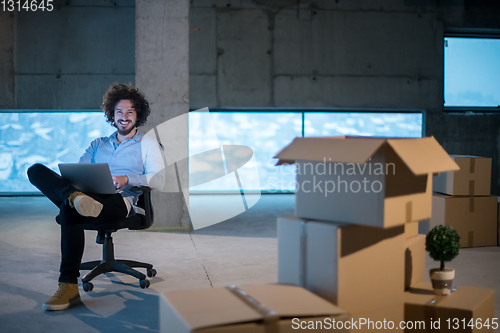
[{"xmin": 114, "ymin": 99, "xmax": 137, "ymax": 136}]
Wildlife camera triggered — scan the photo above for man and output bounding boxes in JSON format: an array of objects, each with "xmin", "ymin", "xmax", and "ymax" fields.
[{"xmin": 27, "ymin": 83, "xmax": 164, "ymax": 311}]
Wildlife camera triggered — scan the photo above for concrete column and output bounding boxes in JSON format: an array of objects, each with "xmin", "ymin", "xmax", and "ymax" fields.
[
  {"xmin": 136, "ymin": 0, "xmax": 190, "ymax": 230},
  {"xmin": 0, "ymin": 11, "xmax": 15, "ymax": 108}
]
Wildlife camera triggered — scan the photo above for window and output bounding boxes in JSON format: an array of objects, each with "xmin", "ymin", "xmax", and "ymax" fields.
[
  {"xmin": 444, "ymin": 37, "xmax": 500, "ymax": 108},
  {"xmin": 1, "ymin": 110, "xmax": 423, "ymax": 194},
  {"xmin": 304, "ymin": 112, "xmax": 422, "ymax": 138},
  {"xmin": 0, "ymin": 111, "xmax": 114, "ymax": 193},
  {"xmin": 189, "ymin": 112, "xmax": 302, "ymax": 192},
  {"xmin": 189, "ymin": 110, "xmax": 423, "ymax": 193}
]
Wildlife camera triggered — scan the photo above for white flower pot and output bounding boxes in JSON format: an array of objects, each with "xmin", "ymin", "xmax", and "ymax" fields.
[{"xmin": 429, "ymin": 268, "xmax": 455, "ymax": 296}]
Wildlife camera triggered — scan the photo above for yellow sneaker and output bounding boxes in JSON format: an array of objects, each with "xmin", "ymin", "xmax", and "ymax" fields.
[{"xmin": 42, "ymin": 282, "xmax": 81, "ymax": 311}]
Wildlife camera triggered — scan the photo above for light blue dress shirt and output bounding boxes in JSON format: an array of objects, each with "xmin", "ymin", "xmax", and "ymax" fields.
[{"xmin": 79, "ymin": 130, "xmax": 165, "ymax": 208}]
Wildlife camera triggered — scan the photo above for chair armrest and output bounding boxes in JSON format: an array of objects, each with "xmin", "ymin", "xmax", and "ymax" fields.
[
  {"xmin": 129, "ymin": 186, "xmax": 154, "ymax": 226},
  {"xmin": 130, "ymin": 186, "xmax": 152, "ymax": 193}
]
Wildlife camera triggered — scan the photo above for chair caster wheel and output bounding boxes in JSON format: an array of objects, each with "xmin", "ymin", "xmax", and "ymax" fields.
[
  {"xmin": 140, "ymin": 279, "xmax": 150, "ymax": 289},
  {"xmin": 147, "ymin": 268, "xmax": 157, "ymax": 278},
  {"xmin": 83, "ymin": 282, "xmax": 94, "ymax": 292}
]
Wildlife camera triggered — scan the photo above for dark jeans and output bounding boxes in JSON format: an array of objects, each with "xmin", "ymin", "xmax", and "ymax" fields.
[{"xmin": 27, "ymin": 163, "xmax": 127, "ymax": 284}]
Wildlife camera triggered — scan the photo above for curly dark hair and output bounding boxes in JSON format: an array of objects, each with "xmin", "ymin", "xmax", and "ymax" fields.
[{"xmin": 102, "ymin": 83, "xmax": 151, "ymax": 127}]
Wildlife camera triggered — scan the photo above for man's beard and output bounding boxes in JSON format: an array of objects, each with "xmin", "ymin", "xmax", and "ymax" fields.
[{"xmin": 115, "ymin": 120, "xmax": 136, "ymax": 136}]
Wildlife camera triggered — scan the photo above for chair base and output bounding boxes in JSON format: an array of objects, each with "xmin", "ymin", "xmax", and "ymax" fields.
[{"xmin": 80, "ymin": 233, "xmax": 154, "ymax": 289}]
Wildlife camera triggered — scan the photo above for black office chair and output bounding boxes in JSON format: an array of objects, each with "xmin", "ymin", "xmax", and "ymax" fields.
[{"xmin": 78, "ymin": 186, "xmax": 157, "ymax": 292}]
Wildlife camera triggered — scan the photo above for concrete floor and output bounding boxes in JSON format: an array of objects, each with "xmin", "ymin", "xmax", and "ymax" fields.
[{"xmin": 0, "ymin": 194, "xmax": 499, "ymax": 332}]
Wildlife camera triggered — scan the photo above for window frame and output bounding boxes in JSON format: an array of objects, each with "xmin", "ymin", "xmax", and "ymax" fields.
[{"xmin": 189, "ymin": 107, "xmax": 426, "ymax": 137}]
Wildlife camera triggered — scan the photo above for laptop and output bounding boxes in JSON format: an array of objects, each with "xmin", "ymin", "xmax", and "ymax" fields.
[{"xmin": 59, "ymin": 163, "xmax": 117, "ymax": 194}]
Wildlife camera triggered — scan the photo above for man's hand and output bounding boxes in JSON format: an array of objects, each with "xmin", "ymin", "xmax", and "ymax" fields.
[{"xmin": 112, "ymin": 176, "xmax": 129, "ymax": 190}]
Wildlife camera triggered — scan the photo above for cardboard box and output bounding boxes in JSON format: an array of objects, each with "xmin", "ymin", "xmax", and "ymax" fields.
[
  {"xmin": 405, "ymin": 235, "xmax": 426, "ymax": 290},
  {"xmin": 274, "ymin": 136, "xmax": 459, "ymax": 228},
  {"xmin": 278, "ymin": 215, "xmax": 405, "ymax": 314},
  {"xmin": 159, "ymin": 284, "xmax": 349, "ymax": 333},
  {"xmin": 429, "ymin": 193, "xmax": 497, "ymax": 248},
  {"xmin": 497, "ymin": 198, "xmax": 500, "ymax": 246},
  {"xmin": 351, "ymin": 304, "xmax": 404, "ymax": 332},
  {"xmin": 434, "ymin": 155, "xmax": 491, "ymax": 196},
  {"xmin": 405, "ymin": 282, "xmax": 495, "ymax": 332},
  {"xmin": 405, "ymin": 221, "xmax": 419, "ymax": 239}
]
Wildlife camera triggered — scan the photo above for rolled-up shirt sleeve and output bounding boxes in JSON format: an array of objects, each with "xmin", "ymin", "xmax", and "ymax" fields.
[
  {"xmin": 78, "ymin": 139, "xmax": 98, "ymax": 163},
  {"xmin": 130, "ymin": 135, "xmax": 165, "ymax": 191}
]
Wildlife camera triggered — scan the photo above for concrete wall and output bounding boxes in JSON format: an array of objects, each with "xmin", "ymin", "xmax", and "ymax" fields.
[
  {"xmin": 0, "ymin": 11, "xmax": 15, "ymax": 109},
  {"xmin": 189, "ymin": 0, "xmax": 443, "ymax": 110},
  {"xmin": 11, "ymin": 0, "xmax": 135, "ymax": 109},
  {"xmin": 136, "ymin": 0, "xmax": 190, "ymax": 229},
  {"xmin": 189, "ymin": 0, "xmax": 500, "ymax": 194}
]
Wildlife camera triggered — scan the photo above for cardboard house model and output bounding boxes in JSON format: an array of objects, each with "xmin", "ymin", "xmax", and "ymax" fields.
[{"xmin": 274, "ymin": 136, "xmax": 459, "ymax": 228}]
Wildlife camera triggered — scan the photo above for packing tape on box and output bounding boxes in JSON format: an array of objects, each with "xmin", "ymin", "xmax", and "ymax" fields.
[
  {"xmin": 468, "ymin": 231, "xmax": 474, "ymax": 248},
  {"xmin": 406, "ymin": 201, "xmax": 413, "ymax": 222},
  {"xmin": 300, "ymin": 221, "xmax": 308, "ymax": 288},
  {"xmin": 468, "ymin": 159, "xmax": 476, "ymax": 196},
  {"xmin": 226, "ymin": 285, "xmax": 280, "ymax": 333},
  {"xmin": 469, "ymin": 180, "xmax": 475, "ymax": 196},
  {"xmin": 469, "ymin": 196, "xmax": 475, "ymax": 213}
]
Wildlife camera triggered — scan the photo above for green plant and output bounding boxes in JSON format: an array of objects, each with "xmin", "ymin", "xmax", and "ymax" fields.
[{"xmin": 425, "ymin": 225, "xmax": 461, "ymax": 271}]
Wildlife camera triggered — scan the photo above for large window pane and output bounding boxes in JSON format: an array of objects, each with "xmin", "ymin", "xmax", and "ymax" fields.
[
  {"xmin": 304, "ymin": 112, "xmax": 423, "ymax": 138},
  {"xmin": 3, "ymin": 110, "xmax": 423, "ymax": 193},
  {"xmin": 445, "ymin": 37, "xmax": 500, "ymax": 107},
  {"xmin": 0, "ymin": 112, "xmax": 114, "ymax": 192},
  {"xmin": 189, "ymin": 112, "xmax": 302, "ymax": 192}
]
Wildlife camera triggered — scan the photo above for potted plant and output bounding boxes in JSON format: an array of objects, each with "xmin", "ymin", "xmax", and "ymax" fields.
[{"xmin": 425, "ymin": 225, "xmax": 461, "ymax": 296}]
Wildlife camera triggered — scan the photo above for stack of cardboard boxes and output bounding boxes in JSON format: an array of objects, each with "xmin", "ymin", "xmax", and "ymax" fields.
[
  {"xmin": 158, "ymin": 137, "xmax": 496, "ymax": 332},
  {"xmin": 429, "ymin": 156, "xmax": 498, "ymax": 248},
  {"xmin": 275, "ymin": 137, "xmax": 495, "ymax": 332},
  {"xmin": 275, "ymin": 136, "xmax": 459, "ymax": 331}
]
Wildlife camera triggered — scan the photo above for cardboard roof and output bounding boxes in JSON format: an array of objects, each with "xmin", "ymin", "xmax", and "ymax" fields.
[
  {"xmin": 162, "ymin": 284, "xmax": 346, "ymax": 331},
  {"xmin": 274, "ymin": 136, "xmax": 459, "ymax": 176}
]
